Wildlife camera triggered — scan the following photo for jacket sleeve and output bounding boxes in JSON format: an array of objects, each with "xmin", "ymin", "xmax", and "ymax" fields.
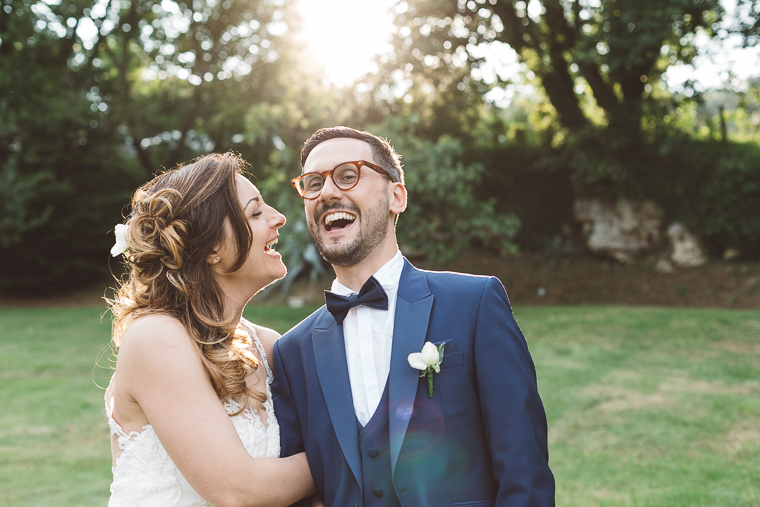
[
  {"xmin": 271, "ymin": 339, "xmax": 314, "ymax": 507},
  {"xmin": 474, "ymin": 277, "xmax": 555, "ymax": 507}
]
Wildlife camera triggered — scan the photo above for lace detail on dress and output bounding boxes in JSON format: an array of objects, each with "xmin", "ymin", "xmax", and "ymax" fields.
[
  {"xmin": 105, "ymin": 319, "xmax": 280, "ymax": 507},
  {"xmin": 107, "ymin": 412, "xmax": 150, "ymax": 452},
  {"xmin": 227, "ymin": 319, "xmax": 280, "ymax": 458}
]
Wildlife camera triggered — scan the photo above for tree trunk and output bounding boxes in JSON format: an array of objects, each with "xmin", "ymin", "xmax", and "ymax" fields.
[
  {"xmin": 719, "ymin": 106, "xmax": 728, "ymax": 143},
  {"xmin": 131, "ymin": 136, "xmax": 155, "ymax": 175}
]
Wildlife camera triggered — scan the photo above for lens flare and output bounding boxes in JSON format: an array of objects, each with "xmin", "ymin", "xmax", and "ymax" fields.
[
  {"xmin": 296, "ymin": 0, "xmax": 396, "ymax": 87},
  {"xmin": 395, "ymin": 403, "xmax": 413, "ymax": 421}
]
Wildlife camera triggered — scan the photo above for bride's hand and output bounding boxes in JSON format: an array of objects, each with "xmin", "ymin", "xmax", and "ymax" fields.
[{"xmin": 310, "ymin": 495, "xmax": 325, "ymax": 507}]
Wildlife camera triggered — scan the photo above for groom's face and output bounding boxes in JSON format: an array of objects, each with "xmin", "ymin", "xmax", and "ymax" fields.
[{"xmin": 302, "ymin": 138, "xmax": 393, "ymax": 268}]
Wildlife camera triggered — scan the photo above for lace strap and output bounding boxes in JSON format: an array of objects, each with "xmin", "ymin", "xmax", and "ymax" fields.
[
  {"xmin": 242, "ymin": 319, "xmax": 273, "ymax": 384},
  {"xmin": 240, "ymin": 319, "xmax": 277, "ymax": 426}
]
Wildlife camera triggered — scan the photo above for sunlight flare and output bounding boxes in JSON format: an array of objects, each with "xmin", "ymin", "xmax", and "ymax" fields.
[{"xmin": 297, "ymin": 0, "xmax": 396, "ymax": 87}]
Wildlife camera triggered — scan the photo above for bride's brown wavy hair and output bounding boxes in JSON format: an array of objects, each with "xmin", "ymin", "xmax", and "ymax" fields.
[{"xmin": 108, "ymin": 152, "xmax": 266, "ymax": 414}]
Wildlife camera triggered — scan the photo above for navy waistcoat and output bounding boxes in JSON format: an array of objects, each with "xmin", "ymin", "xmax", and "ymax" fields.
[{"xmin": 357, "ymin": 381, "xmax": 402, "ymax": 507}]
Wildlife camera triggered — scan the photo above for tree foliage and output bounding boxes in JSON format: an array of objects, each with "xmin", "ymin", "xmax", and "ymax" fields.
[
  {"xmin": 0, "ymin": 0, "xmax": 141, "ymax": 292},
  {"xmin": 0, "ymin": 0, "xmax": 296, "ymax": 292},
  {"xmin": 390, "ymin": 0, "xmax": 752, "ymax": 133},
  {"xmin": 384, "ymin": 0, "xmax": 758, "ymax": 194},
  {"xmin": 2, "ymin": 0, "xmax": 760, "ymax": 293}
]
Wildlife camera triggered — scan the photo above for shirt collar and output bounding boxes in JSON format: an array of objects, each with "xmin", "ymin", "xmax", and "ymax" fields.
[{"xmin": 330, "ymin": 250, "xmax": 404, "ymax": 296}]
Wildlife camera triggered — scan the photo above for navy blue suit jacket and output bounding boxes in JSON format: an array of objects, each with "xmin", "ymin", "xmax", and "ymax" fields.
[{"xmin": 272, "ymin": 260, "xmax": 555, "ymax": 507}]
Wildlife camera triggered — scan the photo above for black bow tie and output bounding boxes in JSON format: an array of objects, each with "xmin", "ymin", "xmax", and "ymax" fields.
[{"xmin": 324, "ymin": 276, "xmax": 389, "ymax": 325}]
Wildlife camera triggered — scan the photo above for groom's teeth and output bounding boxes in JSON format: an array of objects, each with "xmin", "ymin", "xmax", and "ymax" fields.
[{"xmin": 324, "ymin": 212, "xmax": 356, "ymax": 225}]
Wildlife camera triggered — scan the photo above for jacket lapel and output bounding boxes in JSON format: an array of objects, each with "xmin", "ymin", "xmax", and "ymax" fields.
[
  {"xmin": 389, "ymin": 260, "xmax": 434, "ymax": 476},
  {"xmin": 312, "ymin": 317, "xmax": 362, "ymax": 488}
]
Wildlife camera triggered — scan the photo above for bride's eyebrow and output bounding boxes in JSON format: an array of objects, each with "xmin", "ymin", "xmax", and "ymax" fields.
[{"xmin": 243, "ymin": 197, "xmax": 260, "ymax": 212}]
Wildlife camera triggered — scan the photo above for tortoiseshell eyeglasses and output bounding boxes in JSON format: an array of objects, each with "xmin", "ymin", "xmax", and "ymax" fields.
[{"xmin": 290, "ymin": 160, "xmax": 391, "ymax": 200}]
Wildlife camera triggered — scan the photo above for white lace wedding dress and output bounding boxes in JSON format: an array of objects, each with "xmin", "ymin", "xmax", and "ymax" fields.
[{"xmin": 104, "ymin": 321, "xmax": 280, "ymax": 507}]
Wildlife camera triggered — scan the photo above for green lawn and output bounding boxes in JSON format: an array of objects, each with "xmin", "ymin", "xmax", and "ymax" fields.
[{"xmin": 0, "ymin": 305, "xmax": 758, "ymax": 506}]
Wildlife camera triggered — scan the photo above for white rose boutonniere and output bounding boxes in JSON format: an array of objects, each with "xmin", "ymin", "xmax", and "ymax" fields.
[
  {"xmin": 408, "ymin": 341, "xmax": 445, "ymax": 398},
  {"xmin": 110, "ymin": 223, "xmax": 130, "ymax": 257}
]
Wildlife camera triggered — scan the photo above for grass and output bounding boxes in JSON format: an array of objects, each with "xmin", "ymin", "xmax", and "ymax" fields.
[
  {"xmin": 525, "ymin": 307, "xmax": 760, "ymax": 506},
  {"xmin": 0, "ymin": 304, "xmax": 758, "ymax": 506}
]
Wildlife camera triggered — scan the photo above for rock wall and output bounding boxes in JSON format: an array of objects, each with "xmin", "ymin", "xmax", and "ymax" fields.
[
  {"xmin": 573, "ymin": 199, "xmax": 709, "ymax": 269},
  {"xmin": 573, "ymin": 199, "xmax": 664, "ymax": 263}
]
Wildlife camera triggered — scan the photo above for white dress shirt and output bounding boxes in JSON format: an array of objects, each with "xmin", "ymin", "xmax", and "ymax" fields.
[{"xmin": 329, "ymin": 250, "xmax": 404, "ymax": 426}]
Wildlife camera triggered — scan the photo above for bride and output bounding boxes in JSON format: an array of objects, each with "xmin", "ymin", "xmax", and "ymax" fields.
[{"xmin": 105, "ymin": 153, "xmax": 316, "ymax": 507}]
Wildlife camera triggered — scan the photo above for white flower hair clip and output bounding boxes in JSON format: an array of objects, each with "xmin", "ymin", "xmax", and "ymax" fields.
[{"xmin": 110, "ymin": 223, "xmax": 130, "ymax": 257}]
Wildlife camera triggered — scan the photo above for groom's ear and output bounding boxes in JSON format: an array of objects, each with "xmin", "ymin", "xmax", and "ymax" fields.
[{"xmin": 389, "ymin": 182, "xmax": 407, "ymax": 216}]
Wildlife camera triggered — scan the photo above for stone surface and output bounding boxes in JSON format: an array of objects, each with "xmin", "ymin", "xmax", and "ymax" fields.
[
  {"xmin": 723, "ymin": 248, "xmax": 740, "ymax": 261},
  {"xmin": 655, "ymin": 257, "xmax": 675, "ymax": 274},
  {"xmin": 574, "ymin": 199, "xmax": 664, "ymax": 263},
  {"xmin": 667, "ymin": 222, "xmax": 708, "ymax": 268}
]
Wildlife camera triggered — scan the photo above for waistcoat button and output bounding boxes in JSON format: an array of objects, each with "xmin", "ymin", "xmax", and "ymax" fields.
[
  {"xmin": 367, "ymin": 447, "xmax": 379, "ymax": 458},
  {"xmin": 372, "ymin": 487, "xmax": 384, "ymax": 498}
]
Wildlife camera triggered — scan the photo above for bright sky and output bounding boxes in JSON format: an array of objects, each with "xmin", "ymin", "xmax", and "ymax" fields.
[
  {"xmin": 298, "ymin": 0, "xmax": 759, "ymax": 100},
  {"xmin": 69, "ymin": 0, "xmax": 759, "ymax": 96},
  {"xmin": 665, "ymin": 33, "xmax": 760, "ymax": 93},
  {"xmin": 296, "ymin": 0, "xmax": 396, "ymax": 87}
]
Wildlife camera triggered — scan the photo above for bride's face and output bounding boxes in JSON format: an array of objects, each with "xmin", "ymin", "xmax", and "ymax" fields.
[{"xmin": 214, "ymin": 175, "xmax": 287, "ymax": 293}]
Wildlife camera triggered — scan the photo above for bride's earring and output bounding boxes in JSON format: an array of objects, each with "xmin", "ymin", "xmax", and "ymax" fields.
[{"xmin": 215, "ymin": 256, "xmax": 220, "ymax": 262}]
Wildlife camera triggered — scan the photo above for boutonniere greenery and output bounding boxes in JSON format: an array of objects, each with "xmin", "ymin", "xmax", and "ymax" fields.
[{"xmin": 407, "ymin": 341, "xmax": 444, "ymax": 398}]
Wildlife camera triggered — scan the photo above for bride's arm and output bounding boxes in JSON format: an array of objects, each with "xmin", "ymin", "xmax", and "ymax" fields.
[{"xmin": 114, "ymin": 315, "xmax": 316, "ymax": 507}]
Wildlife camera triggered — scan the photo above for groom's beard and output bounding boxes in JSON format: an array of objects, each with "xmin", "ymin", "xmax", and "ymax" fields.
[{"xmin": 308, "ymin": 195, "xmax": 390, "ymax": 268}]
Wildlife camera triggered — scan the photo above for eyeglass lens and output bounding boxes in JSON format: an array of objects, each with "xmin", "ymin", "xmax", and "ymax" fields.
[{"xmin": 299, "ymin": 163, "xmax": 360, "ymax": 198}]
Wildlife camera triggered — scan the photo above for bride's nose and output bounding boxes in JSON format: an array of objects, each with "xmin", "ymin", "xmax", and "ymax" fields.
[{"xmin": 269, "ymin": 207, "xmax": 286, "ymax": 229}]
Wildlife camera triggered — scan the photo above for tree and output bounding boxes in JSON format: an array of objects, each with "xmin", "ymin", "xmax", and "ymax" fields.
[
  {"xmin": 0, "ymin": 0, "xmax": 298, "ymax": 292},
  {"xmin": 82, "ymin": 0, "xmax": 293, "ymax": 171},
  {"xmin": 0, "ymin": 0, "xmax": 144, "ymax": 292},
  {"xmin": 385, "ymin": 0, "xmax": 758, "ymax": 193},
  {"xmin": 396, "ymin": 0, "xmax": 750, "ymax": 134}
]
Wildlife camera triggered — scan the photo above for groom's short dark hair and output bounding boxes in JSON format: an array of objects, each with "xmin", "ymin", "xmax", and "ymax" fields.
[{"xmin": 301, "ymin": 126, "xmax": 405, "ymax": 185}]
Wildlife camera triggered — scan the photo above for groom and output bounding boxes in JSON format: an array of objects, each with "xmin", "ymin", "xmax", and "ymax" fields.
[{"xmin": 272, "ymin": 126, "xmax": 555, "ymax": 507}]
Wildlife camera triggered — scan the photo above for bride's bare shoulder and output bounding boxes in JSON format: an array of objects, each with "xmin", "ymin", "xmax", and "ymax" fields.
[{"xmin": 118, "ymin": 314, "xmax": 196, "ymax": 358}]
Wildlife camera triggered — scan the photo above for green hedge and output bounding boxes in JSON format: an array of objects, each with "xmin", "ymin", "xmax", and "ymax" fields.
[
  {"xmin": 644, "ymin": 139, "xmax": 760, "ymax": 257},
  {"xmin": 473, "ymin": 138, "xmax": 760, "ymax": 258}
]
